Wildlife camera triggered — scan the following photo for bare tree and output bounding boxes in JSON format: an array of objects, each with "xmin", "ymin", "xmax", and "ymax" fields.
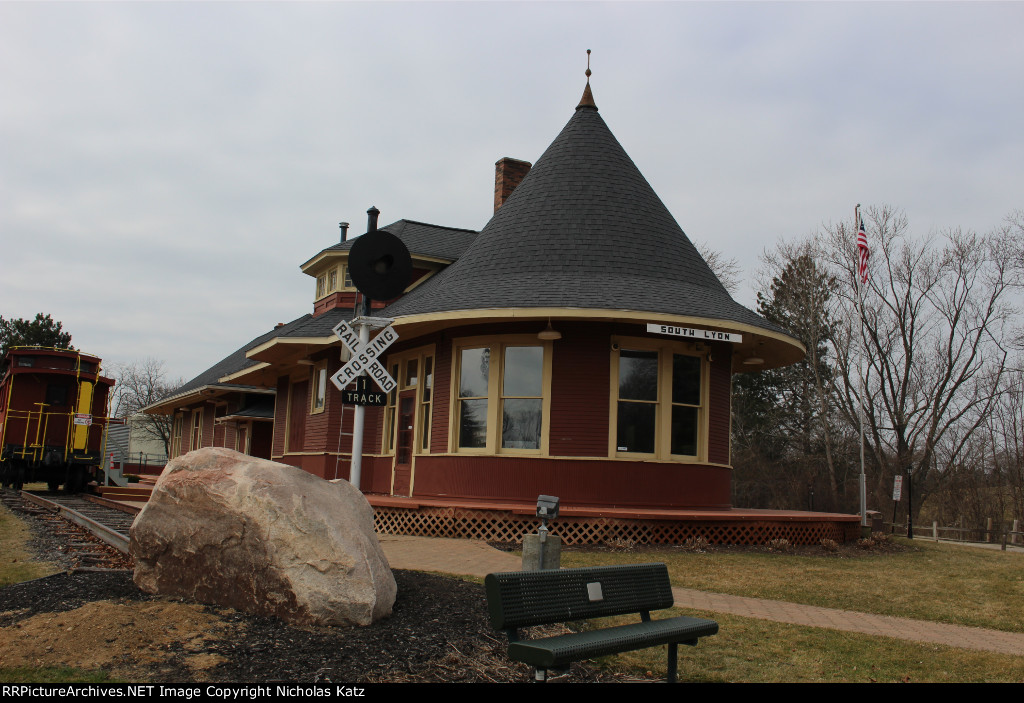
[
  {"xmin": 819, "ymin": 205, "xmax": 1017, "ymax": 520},
  {"xmin": 108, "ymin": 358, "xmax": 183, "ymax": 455},
  {"xmin": 695, "ymin": 241, "xmax": 742, "ymax": 296}
]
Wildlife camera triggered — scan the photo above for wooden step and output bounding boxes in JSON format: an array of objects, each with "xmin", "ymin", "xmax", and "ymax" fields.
[{"xmin": 97, "ymin": 485, "xmax": 152, "ymax": 500}]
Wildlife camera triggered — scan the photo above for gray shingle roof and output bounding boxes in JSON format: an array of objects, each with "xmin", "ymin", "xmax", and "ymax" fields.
[
  {"xmin": 171, "ymin": 308, "xmax": 353, "ymax": 397},
  {"xmin": 382, "ymin": 104, "xmax": 787, "ymax": 337},
  {"xmin": 312, "ymin": 219, "xmax": 478, "ymax": 263}
]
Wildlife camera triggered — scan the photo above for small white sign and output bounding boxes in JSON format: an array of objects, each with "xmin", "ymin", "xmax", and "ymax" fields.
[
  {"xmin": 892, "ymin": 475, "xmax": 903, "ymax": 502},
  {"xmin": 647, "ymin": 323, "xmax": 742, "ymax": 343},
  {"xmin": 74, "ymin": 413, "xmax": 92, "ymax": 426}
]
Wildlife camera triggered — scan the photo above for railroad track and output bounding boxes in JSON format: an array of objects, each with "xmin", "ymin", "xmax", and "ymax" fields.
[{"xmin": 1, "ymin": 489, "xmax": 136, "ymax": 570}]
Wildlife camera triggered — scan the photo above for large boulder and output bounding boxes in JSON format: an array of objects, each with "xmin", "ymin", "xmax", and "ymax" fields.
[{"xmin": 130, "ymin": 447, "xmax": 396, "ymax": 627}]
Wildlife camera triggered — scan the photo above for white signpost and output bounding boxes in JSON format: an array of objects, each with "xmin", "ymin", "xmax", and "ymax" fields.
[{"xmin": 331, "ymin": 317, "xmax": 399, "ymax": 488}]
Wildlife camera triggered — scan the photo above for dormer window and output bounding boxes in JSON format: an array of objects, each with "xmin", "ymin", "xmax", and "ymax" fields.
[{"xmin": 315, "ymin": 265, "xmax": 355, "ymax": 301}]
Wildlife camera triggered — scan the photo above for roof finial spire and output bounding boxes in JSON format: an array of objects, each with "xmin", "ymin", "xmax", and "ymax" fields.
[{"xmin": 576, "ymin": 49, "xmax": 597, "ymax": 111}]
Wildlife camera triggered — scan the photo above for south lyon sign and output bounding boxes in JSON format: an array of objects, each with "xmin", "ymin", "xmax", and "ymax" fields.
[
  {"xmin": 331, "ymin": 319, "xmax": 398, "ymax": 394},
  {"xmin": 646, "ymin": 323, "xmax": 743, "ymax": 344}
]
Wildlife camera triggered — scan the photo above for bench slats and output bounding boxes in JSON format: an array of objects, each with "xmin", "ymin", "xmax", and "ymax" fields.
[
  {"xmin": 485, "ymin": 562, "xmax": 719, "ymax": 682},
  {"xmin": 485, "ymin": 563, "xmax": 675, "ymax": 629},
  {"xmin": 508, "ymin": 615, "xmax": 719, "ymax": 668}
]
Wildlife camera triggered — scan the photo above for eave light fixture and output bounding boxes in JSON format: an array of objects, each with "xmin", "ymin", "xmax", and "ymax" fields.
[{"xmin": 537, "ymin": 320, "xmax": 562, "ymax": 341}]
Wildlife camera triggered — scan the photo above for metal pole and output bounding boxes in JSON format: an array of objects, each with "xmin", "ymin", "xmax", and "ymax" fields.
[
  {"xmin": 537, "ymin": 522, "xmax": 547, "ymax": 570},
  {"xmin": 906, "ymin": 470, "xmax": 914, "ymax": 539},
  {"xmin": 349, "ymin": 311, "xmax": 370, "ymax": 490},
  {"xmin": 348, "ymin": 207, "xmax": 380, "ymax": 490},
  {"xmin": 855, "ymin": 205, "xmax": 869, "ymax": 528}
]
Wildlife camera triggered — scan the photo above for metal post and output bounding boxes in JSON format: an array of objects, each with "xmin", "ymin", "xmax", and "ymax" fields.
[
  {"xmin": 855, "ymin": 205, "xmax": 869, "ymax": 530},
  {"xmin": 906, "ymin": 470, "xmax": 914, "ymax": 539},
  {"xmin": 349, "ymin": 314, "xmax": 370, "ymax": 490},
  {"xmin": 537, "ymin": 521, "xmax": 548, "ymax": 569},
  {"xmin": 348, "ymin": 207, "xmax": 379, "ymax": 491}
]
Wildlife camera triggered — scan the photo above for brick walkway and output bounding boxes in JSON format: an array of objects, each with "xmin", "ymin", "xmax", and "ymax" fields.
[
  {"xmin": 378, "ymin": 535, "xmax": 1024, "ymax": 657},
  {"xmin": 671, "ymin": 587, "xmax": 1024, "ymax": 656}
]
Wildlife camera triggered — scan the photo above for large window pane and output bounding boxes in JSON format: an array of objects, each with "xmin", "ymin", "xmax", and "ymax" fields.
[
  {"xmin": 459, "ymin": 348, "xmax": 490, "ymax": 398},
  {"xmin": 617, "ymin": 402, "xmax": 656, "ymax": 453},
  {"xmin": 672, "ymin": 354, "xmax": 701, "ymax": 405},
  {"xmin": 313, "ymin": 367, "xmax": 327, "ymax": 411},
  {"xmin": 619, "ymin": 350, "xmax": 658, "ymax": 401},
  {"xmin": 459, "ymin": 399, "xmax": 488, "ymax": 448},
  {"xmin": 502, "ymin": 346, "xmax": 543, "ymax": 397},
  {"xmin": 405, "ymin": 359, "xmax": 419, "ymax": 388},
  {"xmin": 671, "ymin": 405, "xmax": 699, "ymax": 456},
  {"xmin": 502, "ymin": 398, "xmax": 542, "ymax": 449}
]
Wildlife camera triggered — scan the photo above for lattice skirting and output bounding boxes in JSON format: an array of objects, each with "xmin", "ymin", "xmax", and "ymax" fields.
[{"xmin": 373, "ymin": 505, "xmax": 859, "ymax": 545}]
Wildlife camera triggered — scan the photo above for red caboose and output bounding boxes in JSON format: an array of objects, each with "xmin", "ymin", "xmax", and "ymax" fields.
[{"xmin": 0, "ymin": 346, "xmax": 114, "ymax": 491}]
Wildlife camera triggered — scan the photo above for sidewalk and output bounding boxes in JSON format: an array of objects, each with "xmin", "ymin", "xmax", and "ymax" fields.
[
  {"xmin": 378, "ymin": 534, "xmax": 1024, "ymax": 657},
  {"xmin": 671, "ymin": 587, "xmax": 1024, "ymax": 656}
]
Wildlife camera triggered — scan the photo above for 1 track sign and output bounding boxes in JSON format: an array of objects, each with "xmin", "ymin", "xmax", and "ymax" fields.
[
  {"xmin": 343, "ymin": 376, "xmax": 387, "ymax": 406},
  {"xmin": 331, "ymin": 319, "xmax": 398, "ymax": 394}
]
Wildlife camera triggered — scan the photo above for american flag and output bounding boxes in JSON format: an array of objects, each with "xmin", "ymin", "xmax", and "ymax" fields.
[{"xmin": 856, "ymin": 216, "xmax": 869, "ymax": 285}]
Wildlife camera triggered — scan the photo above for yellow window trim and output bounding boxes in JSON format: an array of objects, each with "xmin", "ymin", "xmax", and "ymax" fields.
[
  {"xmin": 448, "ymin": 334, "xmax": 553, "ymax": 456},
  {"xmin": 608, "ymin": 335, "xmax": 709, "ymax": 462},
  {"xmin": 415, "ymin": 451, "xmax": 732, "ymax": 468},
  {"xmin": 314, "ymin": 263, "xmax": 358, "ymax": 302},
  {"xmin": 190, "ymin": 407, "xmax": 204, "ymax": 452},
  {"xmin": 380, "ymin": 344, "xmax": 436, "ymax": 458},
  {"xmin": 310, "ymin": 360, "xmax": 328, "ymax": 415}
]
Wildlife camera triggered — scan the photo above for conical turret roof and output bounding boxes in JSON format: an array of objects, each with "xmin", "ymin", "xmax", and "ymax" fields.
[{"xmin": 383, "ymin": 95, "xmax": 797, "ymax": 355}]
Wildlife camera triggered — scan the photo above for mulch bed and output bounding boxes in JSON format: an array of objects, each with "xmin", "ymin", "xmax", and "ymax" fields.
[{"xmin": 0, "ymin": 569, "xmax": 636, "ymax": 683}]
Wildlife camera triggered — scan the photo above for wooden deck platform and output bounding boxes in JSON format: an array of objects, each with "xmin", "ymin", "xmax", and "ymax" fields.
[
  {"xmin": 366, "ymin": 494, "xmax": 862, "ymax": 545},
  {"xmin": 85, "ymin": 485, "xmax": 862, "ymax": 545}
]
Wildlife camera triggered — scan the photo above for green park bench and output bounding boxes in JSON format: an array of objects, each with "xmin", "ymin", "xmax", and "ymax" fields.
[{"xmin": 484, "ymin": 562, "xmax": 719, "ymax": 682}]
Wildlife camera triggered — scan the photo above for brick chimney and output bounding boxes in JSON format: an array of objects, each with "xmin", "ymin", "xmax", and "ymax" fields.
[{"xmin": 493, "ymin": 157, "xmax": 532, "ymax": 213}]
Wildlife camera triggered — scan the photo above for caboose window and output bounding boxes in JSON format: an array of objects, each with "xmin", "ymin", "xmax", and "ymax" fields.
[{"xmin": 45, "ymin": 384, "xmax": 68, "ymax": 406}]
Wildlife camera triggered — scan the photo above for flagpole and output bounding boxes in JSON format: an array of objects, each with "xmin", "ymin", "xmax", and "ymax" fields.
[{"xmin": 855, "ymin": 204, "xmax": 868, "ymax": 531}]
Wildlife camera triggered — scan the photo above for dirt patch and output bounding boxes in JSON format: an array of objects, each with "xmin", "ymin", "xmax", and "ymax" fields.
[{"xmin": 0, "ymin": 599, "xmax": 229, "ymax": 677}]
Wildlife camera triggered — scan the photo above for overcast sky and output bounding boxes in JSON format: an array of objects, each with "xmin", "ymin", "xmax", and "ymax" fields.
[{"xmin": 2, "ymin": 1, "xmax": 1022, "ymax": 384}]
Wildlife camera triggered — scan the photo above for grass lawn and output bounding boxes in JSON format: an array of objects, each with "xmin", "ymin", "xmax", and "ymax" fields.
[
  {"xmin": 598, "ymin": 608, "xmax": 1024, "ymax": 683},
  {"xmin": 561, "ymin": 539, "xmax": 1024, "ymax": 633},
  {"xmin": 0, "ymin": 503, "xmax": 60, "ymax": 587}
]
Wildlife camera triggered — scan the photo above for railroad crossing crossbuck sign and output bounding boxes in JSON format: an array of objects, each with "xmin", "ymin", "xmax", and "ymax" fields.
[{"xmin": 331, "ymin": 319, "xmax": 399, "ymax": 395}]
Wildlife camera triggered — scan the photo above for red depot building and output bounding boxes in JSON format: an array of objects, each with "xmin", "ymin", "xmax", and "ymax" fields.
[{"xmin": 146, "ymin": 78, "xmax": 859, "ymax": 544}]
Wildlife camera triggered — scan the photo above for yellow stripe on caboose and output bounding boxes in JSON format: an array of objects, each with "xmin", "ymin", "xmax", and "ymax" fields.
[{"xmin": 72, "ymin": 380, "xmax": 94, "ymax": 451}]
